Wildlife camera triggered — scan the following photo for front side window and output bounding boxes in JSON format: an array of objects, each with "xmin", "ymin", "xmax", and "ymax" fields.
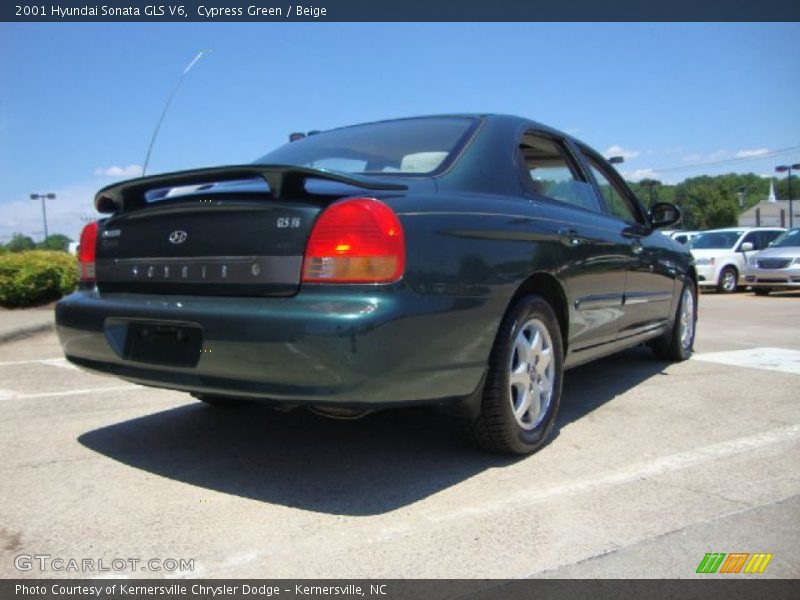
[
  {"xmin": 519, "ymin": 134, "xmax": 600, "ymax": 213},
  {"xmin": 584, "ymin": 158, "xmax": 640, "ymax": 224},
  {"xmin": 256, "ymin": 117, "xmax": 478, "ymax": 175},
  {"xmin": 738, "ymin": 231, "xmax": 761, "ymax": 250}
]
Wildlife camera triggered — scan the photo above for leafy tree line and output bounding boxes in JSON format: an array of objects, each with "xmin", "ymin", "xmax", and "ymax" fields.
[
  {"xmin": 0, "ymin": 233, "xmax": 73, "ymax": 253},
  {"xmin": 627, "ymin": 173, "xmax": 798, "ymax": 230}
]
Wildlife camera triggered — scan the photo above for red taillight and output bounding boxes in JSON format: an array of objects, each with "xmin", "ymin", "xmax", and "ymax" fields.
[
  {"xmin": 302, "ymin": 198, "xmax": 405, "ymax": 283},
  {"xmin": 78, "ymin": 221, "xmax": 98, "ymax": 282}
]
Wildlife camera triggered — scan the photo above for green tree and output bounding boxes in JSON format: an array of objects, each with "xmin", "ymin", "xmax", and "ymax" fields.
[
  {"xmin": 5, "ymin": 233, "xmax": 36, "ymax": 252},
  {"xmin": 37, "ymin": 233, "xmax": 72, "ymax": 252},
  {"xmin": 623, "ymin": 172, "xmax": 784, "ymax": 230},
  {"xmin": 774, "ymin": 174, "xmax": 799, "ymax": 201},
  {"xmin": 672, "ymin": 175, "xmax": 746, "ymax": 230}
]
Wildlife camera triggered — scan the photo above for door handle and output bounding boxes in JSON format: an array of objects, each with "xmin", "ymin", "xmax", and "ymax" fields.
[
  {"xmin": 630, "ymin": 239, "xmax": 644, "ymax": 255},
  {"xmin": 558, "ymin": 228, "xmax": 584, "ymax": 247}
]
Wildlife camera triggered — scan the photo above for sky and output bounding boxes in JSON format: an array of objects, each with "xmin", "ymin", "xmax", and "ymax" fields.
[{"xmin": 1, "ymin": 22, "xmax": 799, "ymax": 242}]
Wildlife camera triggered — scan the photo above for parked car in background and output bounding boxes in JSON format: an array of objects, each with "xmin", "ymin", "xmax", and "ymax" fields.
[
  {"xmin": 55, "ymin": 114, "xmax": 697, "ymax": 455},
  {"xmin": 745, "ymin": 228, "xmax": 800, "ymax": 295},
  {"xmin": 691, "ymin": 227, "xmax": 785, "ymax": 293},
  {"xmin": 670, "ymin": 230, "xmax": 699, "ymax": 245}
]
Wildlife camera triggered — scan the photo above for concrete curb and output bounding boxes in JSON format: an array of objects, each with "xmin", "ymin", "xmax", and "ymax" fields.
[{"xmin": 0, "ymin": 321, "xmax": 55, "ymax": 344}]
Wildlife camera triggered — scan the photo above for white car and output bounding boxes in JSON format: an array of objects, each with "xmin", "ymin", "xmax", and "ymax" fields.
[{"xmin": 691, "ymin": 227, "xmax": 785, "ymax": 293}]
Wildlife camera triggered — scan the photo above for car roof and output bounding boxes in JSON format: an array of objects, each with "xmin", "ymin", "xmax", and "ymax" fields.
[{"xmin": 316, "ymin": 113, "xmax": 574, "ymax": 142}]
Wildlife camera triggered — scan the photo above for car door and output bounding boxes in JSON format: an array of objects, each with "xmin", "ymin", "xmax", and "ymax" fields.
[
  {"xmin": 576, "ymin": 146, "xmax": 678, "ymax": 337},
  {"xmin": 517, "ymin": 131, "xmax": 629, "ymax": 352},
  {"xmin": 735, "ymin": 230, "xmax": 769, "ymax": 276}
]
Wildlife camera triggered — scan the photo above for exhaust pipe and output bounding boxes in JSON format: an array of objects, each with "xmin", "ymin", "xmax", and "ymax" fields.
[{"xmin": 309, "ymin": 406, "xmax": 373, "ymax": 420}]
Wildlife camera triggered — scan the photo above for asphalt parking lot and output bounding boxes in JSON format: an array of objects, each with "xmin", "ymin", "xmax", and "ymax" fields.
[{"xmin": 0, "ymin": 292, "xmax": 798, "ymax": 579}]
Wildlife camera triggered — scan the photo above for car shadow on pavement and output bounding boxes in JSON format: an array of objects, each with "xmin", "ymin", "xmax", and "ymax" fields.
[
  {"xmin": 555, "ymin": 345, "xmax": 672, "ymax": 436},
  {"xmin": 78, "ymin": 346, "xmax": 670, "ymax": 516}
]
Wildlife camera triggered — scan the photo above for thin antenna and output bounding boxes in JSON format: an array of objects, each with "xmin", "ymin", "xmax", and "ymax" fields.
[{"xmin": 142, "ymin": 50, "xmax": 211, "ymax": 176}]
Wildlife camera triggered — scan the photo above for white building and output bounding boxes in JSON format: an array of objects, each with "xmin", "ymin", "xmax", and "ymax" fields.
[{"xmin": 738, "ymin": 179, "xmax": 799, "ymax": 228}]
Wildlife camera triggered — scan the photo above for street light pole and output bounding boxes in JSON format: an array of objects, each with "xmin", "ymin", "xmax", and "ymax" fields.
[
  {"xmin": 775, "ymin": 164, "xmax": 800, "ymax": 229},
  {"xmin": 639, "ymin": 179, "xmax": 659, "ymax": 207},
  {"xmin": 29, "ymin": 193, "xmax": 56, "ymax": 242}
]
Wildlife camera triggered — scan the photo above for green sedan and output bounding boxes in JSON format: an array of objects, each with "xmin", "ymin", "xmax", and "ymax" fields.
[{"xmin": 56, "ymin": 114, "xmax": 697, "ymax": 454}]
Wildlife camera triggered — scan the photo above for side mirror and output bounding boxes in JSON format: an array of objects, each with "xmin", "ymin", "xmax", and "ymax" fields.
[
  {"xmin": 650, "ymin": 202, "xmax": 681, "ymax": 229},
  {"xmin": 740, "ymin": 242, "xmax": 754, "ymax": 252}
]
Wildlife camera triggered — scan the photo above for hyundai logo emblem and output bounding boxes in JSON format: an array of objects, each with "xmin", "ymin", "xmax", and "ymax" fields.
[{"xmin": 169, "ymin": 230, "xmax": 188, "ymax": 244}]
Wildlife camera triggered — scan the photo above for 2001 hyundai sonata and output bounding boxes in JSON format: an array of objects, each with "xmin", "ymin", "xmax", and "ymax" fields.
[{"xmin": 56, "ymin": 114, "xmax": 697, "ymax": 454}]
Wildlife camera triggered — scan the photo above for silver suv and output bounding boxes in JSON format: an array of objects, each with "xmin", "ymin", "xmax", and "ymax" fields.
[{"xmin": 745, "ymin": 228, "xmax": 800, "ymax": 295}]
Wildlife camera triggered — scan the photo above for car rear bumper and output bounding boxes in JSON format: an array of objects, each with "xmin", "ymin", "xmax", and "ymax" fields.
[
  {"xmin": 56, "ymin": 288, "xmax": 493, "ymax": 406},
  {"xmin": 744, "ymin": 267, "xmax": 800, "ymax": 288}
]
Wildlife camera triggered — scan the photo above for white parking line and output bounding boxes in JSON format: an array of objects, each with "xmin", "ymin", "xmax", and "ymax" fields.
[
  {"xmin": 202, "ymin": 422, "xmax": 800, "ymax": 578},
  {"xmin": 38, "ymin": 358, "xmax": 79, "ymax": 370},
  {"xmin": 693, "ymin": 347, "xmax": 800, "ymax": 375},
  {"xmin": 0, "ymin": 385, "xmax": 140, "ymax": 401},
  {"xmin": 0, "ymin": 357, "xmax": 73, "ymax": 368},
  {"xmin": 433, "ymin": 422, "xmax": 800, "ymax": 522}
]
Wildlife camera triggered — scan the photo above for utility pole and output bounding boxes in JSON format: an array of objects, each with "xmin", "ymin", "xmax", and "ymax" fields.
[{"xmin": 775, "ymin": 164, "xmax": 800, "ymax": 229}]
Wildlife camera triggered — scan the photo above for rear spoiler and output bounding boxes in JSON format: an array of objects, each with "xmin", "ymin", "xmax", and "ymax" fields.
[{"xmin": 94, "ymin": 164, "xmax": 408, "ymax": 214}]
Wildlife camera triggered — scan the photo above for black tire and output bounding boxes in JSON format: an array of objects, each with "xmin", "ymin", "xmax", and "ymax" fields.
[
  {"xmin": 652, "ymin": 277, "xmax": 697, "ymax": 361},
  {"xmin": 461, "ymin": 295, "xmax": 564, "ymax": 455},
  {"xmin": 192, "ymin": 393, "xmax": 251, "ymax": 408},
  {"xmin": 717, "ymin": 266, "xmax": 738, "ymax": 293},
  {"xmin": 754, "ymin": 288, "xmax": 771, "ymax": 296}
]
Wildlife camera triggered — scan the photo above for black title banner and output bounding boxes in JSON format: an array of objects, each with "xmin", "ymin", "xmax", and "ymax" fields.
[
  {"xmin": 3, "ymin": 580, "xmax": 799, "ymax": 600},
  {"xmin": 4, "ymin": 0, "xmax": 800, "ymax": 22}
]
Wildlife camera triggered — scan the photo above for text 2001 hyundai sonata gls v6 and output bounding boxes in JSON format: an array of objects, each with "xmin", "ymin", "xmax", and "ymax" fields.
[{"xmin": 56, "ymin": 114, "xmax": 697, "ymax": 454}]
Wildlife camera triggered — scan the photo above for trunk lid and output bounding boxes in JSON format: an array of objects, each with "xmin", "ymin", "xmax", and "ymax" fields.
[{"xmin": 92, "ymin": 165, "xmax": 408, "ymax": 297}]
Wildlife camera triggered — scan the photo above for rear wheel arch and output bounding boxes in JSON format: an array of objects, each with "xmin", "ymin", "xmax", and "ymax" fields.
[
  {"xmin": 688, "ymin": 265, "xmax": 698, "ymax": 287},
  {"xmin": 508, "ymin": 272, "xmax": 569, "ymax": 355}
]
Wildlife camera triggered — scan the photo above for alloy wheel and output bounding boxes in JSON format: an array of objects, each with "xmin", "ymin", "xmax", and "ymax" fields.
[
  {"xmin": 721, "ymin": 269, "xmax": 737, "ymax": 292},
  {"xmin": 508, "ymin": 318, "xmax": 555, "ymax": 430},
  {"xmin": 679, "ymin": 285, "xmax": 695, "ymax": 350}
]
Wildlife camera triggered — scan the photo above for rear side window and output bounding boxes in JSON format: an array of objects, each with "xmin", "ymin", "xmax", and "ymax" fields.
[
  {"xmin": 256, "ymin": 117, "xmax": 478, "ymax": 175},
  {"xmin": 519, "ymin": 134, "xmax": 600, "ymax": 213},
  {"xmin": 691, "ymin": 231, "xmax": 744, "ymax": 249}
]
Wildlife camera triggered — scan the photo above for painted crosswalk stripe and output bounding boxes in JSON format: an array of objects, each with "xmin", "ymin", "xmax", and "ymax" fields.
[{"xmin": 693, "ymin": 347, "xmax": 800, "ymax": 375}]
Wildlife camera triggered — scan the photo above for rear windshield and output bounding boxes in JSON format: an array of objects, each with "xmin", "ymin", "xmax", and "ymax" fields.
[
  {"xmin": 690, "ymin": 231, "xmax": 743, "ymax": 250},
  {"xmin": 255, "ymin": 117, "xmax": 478, "ymax": 175},
  {"xmin": 771, "ymin": 229, "xmax": 800, "ymax": 248}
]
